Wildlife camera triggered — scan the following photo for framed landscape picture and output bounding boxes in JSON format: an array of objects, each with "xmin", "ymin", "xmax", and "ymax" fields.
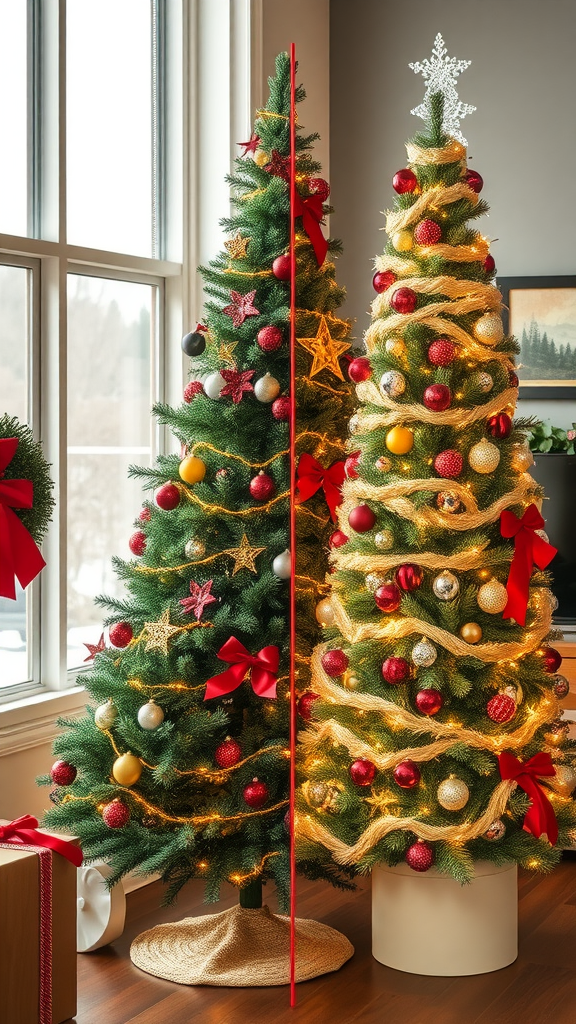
[{"xmin": 498, "ymin": 276, "xmax": 576, "ymax": 399}]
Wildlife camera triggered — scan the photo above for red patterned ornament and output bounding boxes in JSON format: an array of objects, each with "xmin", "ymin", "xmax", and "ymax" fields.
[
  {"xmin": 345, "ymin": 451, "xmax": 361, "ymax": 479},
  {"xmin": 414, "ymin": 219, "xmax": 442, "ymax": 245},
  {"xmin": 348, "ymin": 504, "xmax": 376, "ymax": 532},
  {"xmin": 308, "ymin": 177, "xmax": 330, "ymax": 201},
  {"xmin": 215, "ymin": 737, "xmax": 242, "ymax": 768},
  {"xmin": 102, "ymin": 800, "xmax": 130, "ymax": 828},
  {"xmin": 393, "ymin": 760, "xmax": 421, "ymax": 788},
  {"xmin": 154, "ymin": 482, "xmax": 180, "ymax": 510},
  {"xmin": 381, "ymin": 656, "xmax": 411, "ymax": 684},
  {"xmin": 129, "ymin": 530, "xmax": 146, "ymax": 556},
  {"xmin": 220, "ymin": 368, "xmax": 255, "ymax": 403},
  {"xmin": 427, "ymin": 338, "xmax": 455, "ymax": 366},
  {"xmin": 392, "ymin": 168, "xmax": 418, "ymax": 194},
  {"xmin": 298, "ymin": 691, "xmax": 320, "ymax": 721},
  {"xmin": 487, "ymin": 693, "xmax": 516, "ymax": 723},
  {"xmin": 271, "ymin": 395, "xmax": 290, "ymax": 421},
  {"xmin": 375, "ymin": 583, "xmax": 401, "ymax": 613},
  {"xmin": 183, "ymin": 380, "xmax": 203, "ymax": 403},
  {"xmin": 405, "ymin": 840, "xmax": 434, "ymax": 872},
  {"xmin": 509, "ymin": 369, "xmax": 519, "ymax": 388},
  {"xmin": 415, "ymin": 688, "xmax": 444, "ymax": 716},
  {"xmin": 372, "ymin": 270, "xmax": 397, "ymax": 293},
  {"xmin": 257, "ymin": 325, "xmax": 283, "ymax": 352},
  {"xmin": 348, "ymin": 357, "xmax": 372, "ymax": 382},
  {"xmin": 465, "ymin": 168, "xmax": 484, "ymax": 193},
  {"xmin": 390, "ymin": 287, "xmax": 417, "ymax": 314},
  {"xmin": 486, "ymin": 413, "xmax": 512, "ymax": 439},
  {"xmin": 434, "ymin": 449, "xmax": 463, "ymax": 478},
  {"xmin": 109, "ymin": 621, "xmax": 133, "ymax": 648},
  {"xmin": 542, "ymin": 647, "xmax": 562, "ymax": 673},
  {"xmin": 349, "ymin": 758, "xmax": 376, "ymax": 786},
  {"xmin": 395, "ymin": 563, "xmax": 424, "ymax": 592},
  {"xmin": 243, "ymin": 778, "xmax": 269, "ymax": 809},
  {"xmin": 483, "ymin": 254, "xmax": 496, "ymax": 274},
  {"xmin": 50, "ymin": 760, "xmax": 77, "ymax": 786},
  {"xmin": 322, "ymin": 649, "xmax": 349, "ymax": 677},
  {"xmin": 423, "ymin": 384, "xmax": 451, "ymax": 412},
  {"xmin": 272, "ymin": 255, "xmax": 291, "ymax": 280},
  {"xmin": 222, "ymin": 289, "xmax": 259, "ymax": 327},
  {"xmin": 249, "ymin": 472, "xmax": 275, "ymax": 501}
]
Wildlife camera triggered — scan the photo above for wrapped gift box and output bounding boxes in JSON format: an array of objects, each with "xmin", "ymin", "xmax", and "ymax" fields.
[{"xmin": 0, "ymin": 820, "xmax": 80, "ymax": 1024}]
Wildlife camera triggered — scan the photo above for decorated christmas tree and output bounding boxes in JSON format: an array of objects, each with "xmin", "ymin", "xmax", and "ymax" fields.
[
  {"xmin": 41, "ymin": 52, "xmax": 354, "ymax": 911},
  {"xmin": 297, "ymin": 35, "xmax": 576, "ymax": 882}
]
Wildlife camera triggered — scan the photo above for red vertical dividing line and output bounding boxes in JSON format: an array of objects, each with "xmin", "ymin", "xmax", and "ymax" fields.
[{"xmin": 288, "ymin": 40, "xmax": 297, "ymax": 1011}]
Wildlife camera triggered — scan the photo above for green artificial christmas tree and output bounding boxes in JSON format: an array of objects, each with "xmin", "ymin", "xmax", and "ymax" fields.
[
  {"xmin": 41, "ymin": 53, "xmax": 354, "ymax": 915},
  {"xmin": 298, "ymin": 35, "xmax": 576, "ymax": 883}
]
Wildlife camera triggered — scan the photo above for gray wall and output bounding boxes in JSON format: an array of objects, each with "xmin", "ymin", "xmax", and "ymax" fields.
[{"xmin": 330, "ymin": 0, "xmax": 576, "ymax": 427}]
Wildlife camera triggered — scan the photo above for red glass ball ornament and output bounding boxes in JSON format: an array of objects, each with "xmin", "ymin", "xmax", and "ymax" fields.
[
  {"xmin": 348, "ymin": 357, "xmax": 372, "ymax": 383},
  {"xmin": 486, "ymin": 413, "xmax": 512, "ymax": 439},
  {"xmin": 509, "ymin": 369, "xmax": 519, "ymax": 388},
  {"xmin": 329, "ymin": 529, "xmax": 349, "ymax": 548},
  {"xmin": 298, "ymin": 691, "xmax": 320, "ymax": 721},
  {"xmin": 372, "ymin": 270, "xmax": 397, "ymax": 293},
  {"xmin": 395, "ymin": 563, "xmax": 424, "ymax": 592},
  {"xmin": 427, "ymin": 338, "xmax": 455, "ymax": 366},
  {"xmin": 381, "ymin": 656, "xmax": 411, "ymax": 684},
  {"xmin": 405, "ymin": 839, "xmax": 434, "ymax": 872},
  {"xmin": 345, "ymin": 451, "xmax": 361, "ymax": 479},
  {"xmin": 102, "ymin": 800, "xmax": 130, "ymax": 828},
  {"xmin": 308, "ymin": 177, "xmax": 330, "ymax": 201},
  {"xmin": 50, "ymin": 760, "xmax": 77, "ymax": 786},
  {"xmin": 321, "ymin": 649, "xmax": 349, "ymax": 678},
  {"xmin": 272, "ymin": 255, "xmax": 291, "ymax": 280},
  {"xmin": 349, "ymin": 758, "xmax": 376, "ymax": 786},
  {"xmin": 348, "ymin": 504, "xmax": 376, "ymax": 533},
  {"xmin": 183, "ymin": 379, "xmax": 203, "ymax": 403},
  {"xmin": 542, "ymin": 647, "xmax": 562, "ymax": 673},
  {"xmin": 414, "ymin": 219, "xmax": 442, "ymax": 245},
  {"xmin": 249, "ymin": 472, "xmax": 276, "ymax": 501},
  {"xmin": 109, "ymin": 621, "xmax": 133, "ymax": 648},
  {"xmin": 393, "ymin": 760, "xmax": 421, "ymax": 789},
  {"xmin": 139, "ymin": 507, "xmax": 151, "ymax": 522},
  {"xmin": 465, "ymin": 168, "xmax": 484, "ymax": 193},
  {"xmin": 423, "ymin": 383, "xmax": 452, "ymax": 412},
  {"xmin": 390, "ymin": 287, "xmax": 417, "ymax": 314},
  {"xmin": 487, "ymin": 693, "xmax": 516, "ymax": 723},
  {"xmin": 434, "ymin": 449, "xmax": 463, "ymax": 479},
  {"xmin": 392, "ymin": 168, "xmax": 418, "ymax": 194},
  {"xmin": 257, "ymin": 325, "xmax": 283, "ymax": 352},
  {"xmin": 129, "ymin": 530, "xmax": 147, "ymax": 556},
  {"xmin": 415, "ymin": 688, "xmax": 444, "ymax": 716},
  {"xmin": 375, "ymin": 583, "xmax": 402, "ymax": 613},
  {"xmin": 243, "ymin": 778, "xmax": 269, "ymax": 809},
  {"xmin": 483, "ymin": 254, "xmax": 496, "ymax": 274},
  {"xmin": 215, "ymin": 737, "xmax": 242, "ymax": 768},
  {"xmin": 154, "ymin": 482, "xmax": 180, "ymax": 510},
  {"xmin": 271, "ymin": 395, "xmax": 290, "ymax": 421}
]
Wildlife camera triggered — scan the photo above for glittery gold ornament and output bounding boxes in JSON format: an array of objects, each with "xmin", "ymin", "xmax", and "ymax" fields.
[
  {"xmin": 551, "ymin": 764, "xmax": 576, "ymax": 795},
  {"xmin": 468, "ymin": 439, "xmax": 500, "ymax": 474},
  {"xmin": 223, "ymin": 533, "xmax": 266, "ymax": 575},
  {"xmin": 185, "ymin": 538, "xmax": 206, "ymax": 559},
  {"xmin": 112, "ymin": 752, "xmax": 142, "ymax": 786},
  {"xmin": 459, "ymin": 622, "xmax": 482, "ymax": 644},
  {"xmin": 316, "ymin": 597, "xmax": 335, "ymax": 626},
  {"xmin": 365, "ymin": 572, "xmax": 388, "ymax": 593},
  {"xmin": 303, "ymin": 781, "xmax": 330, "ymax": 808},
  {"xmin": 512, "ymin": 445, "xmax": 534, "ymax": 472},
  {"xmin": 297, "ymin": 314, "xmax": 349, "ymax": 381},
  {"xmin": 544, "ymin": 719, "xmax": 570, "ymax": 746},
  {"xmin": 392, "ymin": 229, "xmax": 413, "ymax": 252},
  {"xmin": 477, "ymin": 579, "xmax": 508, "ymax": 614},
  {"xmin": 254, "ymin": 149, "xmax": 268, "ymax": 166},
  {"xmin": 474, "ymin": 371, "xmax": 493, "ymax": 392},
  {"xmin": 473, "ymin": 312, "xmax": 504, "ymax": 346},
  {"xmin": 375, "ymin": 529, "xmax": 394, "ymax": 550},
  {"xmin": 224, "ymin": 232, "xmax": 250, "ymax": 258},
  {"xmin": 484, "ymin": 819, "xmax": 506, "ymax": 841},
  {"xmin": 385, "ymin": 337, "xmax": 407, "ymax": 359},
  {"xmin": 437, "ymin": 776, "xmax": 469, "ymax": 811},
  {"xmin": 143, "ymin": 608, "xmax": 181, "ymax": 654},
  {"xmin": 94, "ymin": 700, "xmax": 117, "ymax": 731},
  {"xmin": 502, "ymin": 682, "xmax": 523, "ymax": 705},
  {"xmin": 343, "ymin": 670, "xmax": 361, "ymax": 689}
]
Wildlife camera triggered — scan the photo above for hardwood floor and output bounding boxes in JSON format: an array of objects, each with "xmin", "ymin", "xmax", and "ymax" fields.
[{"xmin": 73, "ymin": 856, "xmax": 576, "ymax": 1024}]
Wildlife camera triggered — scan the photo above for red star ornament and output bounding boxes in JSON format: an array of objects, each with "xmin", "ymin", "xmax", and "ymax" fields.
[
  {"xmin": 220, "ymin": 368, "xmax": 255, "ymax": 403},
  {"xmin": 179, "ymin": 580, "xmax": 217, "ymax": 620},
  {"xmin": 83, "ymin": 633, "xmax": 106, "ymax": 662},
  {"xmin": 238, "ymin": 133, "xmax": 260, "ymax": 155},
  {"xmin": 222, "ymin": 290, "xmax": 260, "ymax": 328},
  {"xmin": 264, "ymin": 149, "xmax": 290, "ymax": 181}
]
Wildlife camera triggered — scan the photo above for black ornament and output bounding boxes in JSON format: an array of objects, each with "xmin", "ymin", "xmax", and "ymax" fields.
[{"xmin": 181, "ymin": 331, "xmax": 206, "ymax": 357}]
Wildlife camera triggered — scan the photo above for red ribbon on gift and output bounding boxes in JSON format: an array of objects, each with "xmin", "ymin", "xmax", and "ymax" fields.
[
  {"xmin": 0, "ymin": 438, "xmax": 47, "ymax": 600},
  {"xmin": 0, "ymin": 814, "xmax": 83, "ymax": 866},
  {"xmin": 498, "ymin": 751, "xmax": 558, "ymax": 844},
  {"xmin": 293, "ymin": 192, "xmax": 328, "ymax": 266},
  {"xmin": 500, "ymin": 504, "xmax": 557, "ymax": 625},
  {"xmin": 295, "ymin": 452, "xmax": 346, "ymax": 522},
  {"xmin": 204, "ymin": 637, "xmax": 279, "ymax": 701}
]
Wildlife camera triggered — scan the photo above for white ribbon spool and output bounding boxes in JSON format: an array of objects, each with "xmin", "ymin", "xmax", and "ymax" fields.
[{"xmin": 77, "ymin": 862, "xmax": 126, "ymax": 952}]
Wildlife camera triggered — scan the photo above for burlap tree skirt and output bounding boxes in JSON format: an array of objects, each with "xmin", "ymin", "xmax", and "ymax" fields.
[{"xmin": 130, "ymin": 903, "xmax": 354, "ymax": 986}]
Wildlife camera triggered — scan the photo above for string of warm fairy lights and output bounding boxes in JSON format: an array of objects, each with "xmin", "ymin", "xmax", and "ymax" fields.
[
  {"xmin": 188, "ymin": 442, "xmax": 289, "ymax": 468},
  {"xmin": 62, "ymin": 790, "xmax": 289, "ymax": 827},
  {"xmin": 181, "ymin": 486, "xmax": 290, "ymax": 516}
]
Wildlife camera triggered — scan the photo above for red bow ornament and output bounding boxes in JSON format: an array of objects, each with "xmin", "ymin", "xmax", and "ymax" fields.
[
  {"xmin": 296, "ymin": 452, "xmax": 346, "ymax": 522},
  {"xmin": 0, "ymin": 437, "xmax": 47, "ymax": 600},
  {"xmin": 293, "ymin": 192, "xmax": 329, "ymax": 266},
  {"xmin": 204, "ymin": 636, "xmax": 279, "ymax": 701},
  {"xmin": 498, "ymin": 751, "xmax": 558, "ymax": 844},
  {"xmin": 500, "ymin": 504, "xmax": 557, "ymax": 626}
]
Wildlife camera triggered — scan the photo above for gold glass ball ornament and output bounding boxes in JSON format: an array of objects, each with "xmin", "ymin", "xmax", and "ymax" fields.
[
  {"xmin": 436, "ymin": 491, "xmax": 462, "ymax": 514},
  {"xmin": 468, "ymin": 439, "xmax": 501, "ymax": 474},
  {"xmin": 552, "ymin": 764, "xmax": 576, "ymax": 796},
  {"xmin": 184, "ymin": 538, "xmax": 206, "ymax": 559},
  {"xmin": 484, "ymin": 819, "xmax": 506, "ymax": 841},
  {"xmin": 437, "ymin": 776, "xmax": 469, "ymax": 811},
  {"xmin": 477, "ymin": 579, "xmax": 508, "ymax": 614},
  {"xmin": 316, "ymin": 597, "xmax": 335, "ymax": 627},
  {"xmin": 459, "ymin": 622, "xmax": 483, "ymax": 644},
  {"xmin": 412, "ymin": 638, "xmax": 437, "ymax": 667},
  {"xmin": 432, "ymin": 570, "xmax": 460, "ymax": 601},
  {"xmin": 375, "ymin": 456, "xmax": 392, "ymax": 472},
  {"xmin": 112, "ymin": 752, "xmax": 143, "ymax": 787},
  {"xmin": 365, "ymin": 572, "xmax": 388, "ymax": 593},
  {"xmin": 392, "ymin": 229, "xmax": 413, "ymax": 252},
  {"xmin": 343, "ymin": 670, "xmax": 361, "ymax": 690},
  {"xmin": 544, "ymin": 718, "xmax": 570, "ymax": 746},
  {"xmin": 473, "ymin": 312, "xmax": 504, "ymax": 346},
  {"xmin": 512, "ymin": 444, "xmax": 534, "ymax": 472},
  {"xmin": 303, "ymin": 781, "xmax": 329, "ymax": 809},
  {"xmin": 375, "ymin": 529, "xmax": 394, "ymax": 550},
  {"xmin": 94, "ymin": 700, "xmax": 117, "ymax": 731},
  {"xmin": 380, "ymin": 370, "xmax": 406, "ymax": 399},
  {"xmin": 179, "ymin": 455, "xmax": 207, "ymax": 484},
  {"xmin": 385, "ymin": 425, "xmax": 414, "ymax": 454},
  {"xmin": 254, "ymin": 148, "xmax": 268, "ymax": 166},
  {"xmin": 385, "ymin": 337, "xmax": 407, "ymax": 359}
]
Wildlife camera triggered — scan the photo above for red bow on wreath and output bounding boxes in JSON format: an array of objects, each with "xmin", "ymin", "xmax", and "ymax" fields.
[
  {"xmin": 0, "ymin": 814, "xmax": 83, "ymax": 866},
  {"xmin": 293, "ymin": 193, "xmax": 328, "ymax": 266},
  {"xmin": 498, "ymin": 751, "xmax": 558, "ymax": 844},
  {"xmin": 0, "ymin": 437, "xmax": 46, "ymax": 600},
  {"xmin": 500, "ymin": 504, "xmax": 557, "ymax": 625},
  {"xmin": 204, "ymin": 636, "xmax": 279, "ymax": 701},
  {"xmin": 296, "ymin": 453, "xmax": 346, "ymax": 522}
]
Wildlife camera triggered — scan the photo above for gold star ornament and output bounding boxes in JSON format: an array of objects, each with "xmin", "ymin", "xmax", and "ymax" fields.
[
  {"xmin": 223, "ymin": 533, "xmax": 265, "ymax": 575},
  {"xmin": 218, "ymin": 340, "xmax": 238, "ymax": 366},
  {"xmin": 143, "ymin": 609, "xmax": 181, "ymax": 655},
  {"xmin": 224, "ymin": 232, "xmax": 250, "ymax": 259},
  {"xmin": 297, "ymin": 314, "xmax": 350, "ymax": 381}
]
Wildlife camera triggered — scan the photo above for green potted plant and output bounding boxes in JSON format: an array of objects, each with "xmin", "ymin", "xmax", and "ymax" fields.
[{"xmin": 529, "ymin": 420, "xmax": 576, "ymax": 622}]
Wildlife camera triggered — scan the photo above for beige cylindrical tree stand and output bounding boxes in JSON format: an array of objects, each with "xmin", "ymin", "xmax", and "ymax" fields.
[{"xmin": 372, "ymin": 861, "xmax": 517, "ymax": 976}]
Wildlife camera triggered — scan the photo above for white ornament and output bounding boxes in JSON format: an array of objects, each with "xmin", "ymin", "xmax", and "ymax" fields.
[
  {"xmin": 469, "ymin": 439, "xmax": 500, "ymax": 474},
  {"xmin": 365, "ymin": 572, "xmax": 387, "ymax": 593},
  {"xmin": 272, "ymin": 549, "xmax": 291, "ymax": 579},
  {"xmin": 94, "ymin": 700, "xmax": 117, "ymax": 731},
  {"xmin": 316, "ymin": 597, "xmax": 335, "ymax": 626},
  {"xmin": 409, "ymin": 33, "xmax": 476, "ymax": 145},
  {"xmin": 473, "ymin": 313, "xmax": 504, "ymax": 346},
  {"xmin": 437, "ymin": 776, "xmax": 469, "ymax": 811},
  {"xmin": 185, "ymin": 538, "xmax": 206, "ymax": 559},
  {"xmin": 375, "ymin": 529, "xmax": 394, "ymax": 551},
  {"xmin": 385, "ymin": 338, "xmax": 406, "ymax": 359},
  {"xmin": 412, "ymin": 638, "xmax": 437, "ymax": 667},
  {"xmin": 203, "ymin": 371, "xmax": 226, "ymax": 399},
  {"xmin": 477, "ymin": 579, "xmax": 508, "ymax": 614},
  {"xmin": 476, "ymin": 371, "xmax": 493, "ymax": 393},
  {"xmin": 349, "ymin": 414, "xmax": 360, "ymax": 435},
  {"xmin": 137, "ymin": 699, "xmax": 165, "ymax": 730},
  {"xmin": 380, "ymin": 370, "xmax": 406, "ymax": 398},
  {"xmin": 254, "ymin": 373, "xmax": 280, "ymax": 403},
  {"xmin": 433, "ymin": 570, "xmax": 459, "ymax": 601}
]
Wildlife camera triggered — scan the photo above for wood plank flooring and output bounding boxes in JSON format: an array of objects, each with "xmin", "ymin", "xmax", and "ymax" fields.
[{"xmin": 72, "ymin": 855, "xmax": 576, "ymax": 1024}]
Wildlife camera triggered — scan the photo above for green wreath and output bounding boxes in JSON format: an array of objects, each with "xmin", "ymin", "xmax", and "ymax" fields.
[{"xmin": 0, "ymin": 414, "xmax": 55, "ymax": 544}]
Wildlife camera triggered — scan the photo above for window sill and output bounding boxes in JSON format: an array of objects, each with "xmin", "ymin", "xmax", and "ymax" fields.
[{"xmin": 0, "ymin": 685, "xmax": 87, "ymax": 757}]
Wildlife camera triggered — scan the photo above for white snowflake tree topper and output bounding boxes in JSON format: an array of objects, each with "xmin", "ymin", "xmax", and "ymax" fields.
[{"xmin": 409, "ymin": 33, "xmax": 476, "ymax": 145}]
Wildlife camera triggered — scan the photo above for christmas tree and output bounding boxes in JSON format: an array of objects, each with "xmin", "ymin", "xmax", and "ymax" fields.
[
  {"xmin": 42, "ymin": 52, "xmax": 354, "ymax": 909},
  {"xmin": 297, "ymin": 35, "xmax": 576, "ymax": 882}
]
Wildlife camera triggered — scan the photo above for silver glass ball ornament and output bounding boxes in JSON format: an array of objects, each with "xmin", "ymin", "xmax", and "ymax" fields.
[
  {"xmin": 272, "ymin": 549, "xmax": 291, "ymax": 579},
  {"xmin": 137, "ymin": 699, "xmax": 165, "ymax": 730},
  {"xmin": 254, "ymin": 373, "xmax": 281, "ymax": 403},
  {"xmin": 553, "ymin": 674, "xmax": 570, "ymax": 700},
  {"xmin": 412, "ymin": 638, "xmax": 437, "ymax": 668},
  {"xmin": 374, "ymin": 529, "xmax": 394, "ymax": 551},
  {"xmin": 432, "ymin": 570, "xmax": 460, "ymax": 601},
  {"xmin": 476, "ymin": 371, "xmax": 493, "ymax": 393},
  {"xmin": 484, "ymin": 819, "xmax": 506, "ymax": 841},
  {"xmin": 380, "ymin": 370, "xmax": 406, "ymax": 399}
]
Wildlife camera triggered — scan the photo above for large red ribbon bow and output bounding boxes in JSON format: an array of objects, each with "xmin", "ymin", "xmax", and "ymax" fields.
[
  {"xmin": 296, "ymin": 452, "xmax": 346, "ymax": 522},
  {"xmin": 293, "ymin": 192, "xmax": 328, "ymax": 266},
  {"xmin": 498, "ymin": 751, "xmax": 558, "ymax": 844},
  {"xmin": 0, "ymin": 437, "xmax": 47, "ymax": 600},
  {"xmin": 204, "ymin": 636, "xmax": 279, "ymax": 701},
  {"xmin": 0, "ymin": 814, "xmax": 83, "ymax": 866},
  {"xmin": 500, "ymin": 504, "xmax": 557, "ymax": 626}
]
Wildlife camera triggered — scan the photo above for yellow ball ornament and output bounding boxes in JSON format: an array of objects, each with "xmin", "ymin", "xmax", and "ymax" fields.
[
  {"xmin": 392, "ymin": 229, "xmax": 413, "ymax": 252},
  {"xmin": 112, "ymin": 752, "xmax": 142, "ymax": 787},
  {"xmin": 468, "ymin": 439, "xmax": 500, "ymax": 474},
  {"xmin": 477, "ymin": 579, "xmax": 508, "ymax": 614},
  {"xmin": 315, "ymin": 597, "xmax": 335, "ymax": 627},
  {"xmin": 385, "ymin": 425, "xmax": 414, "ymax": 454},
  {"xmin": 179, "ymin": 455, "xmax": 206, "ymax": 484},
  {"xmin": 473, "ymin": 313, "xmax": 504, "ymax": 346},
  {"xmin": 459, "ymin": 622, "xmax": 483, "ymax": 644},
  {"xmin": 254, "ymin": 149, "xmax": 268, "ymax": 167}
]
